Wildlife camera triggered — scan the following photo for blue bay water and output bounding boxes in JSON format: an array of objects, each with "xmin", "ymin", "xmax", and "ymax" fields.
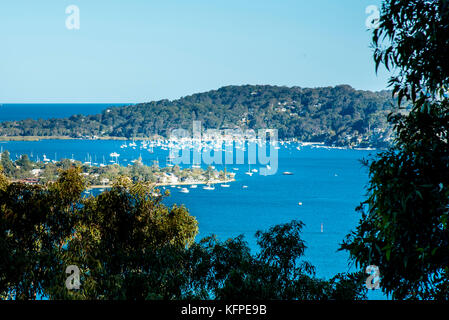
[{"xmin": 0, "ymin": 104, "xmax": 386, "ymax": 299}]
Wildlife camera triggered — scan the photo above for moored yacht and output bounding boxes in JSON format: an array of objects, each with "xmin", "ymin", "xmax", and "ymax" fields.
[
  {"xmin": 245, "ymin": 163, "xmax": 253, "ymax": 176},
  {"xmin": 180, "ymin": 187, "xmax": 189, "ymax": 193}
]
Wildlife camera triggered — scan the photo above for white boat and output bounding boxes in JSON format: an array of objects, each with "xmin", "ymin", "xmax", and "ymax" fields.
[
  {"xmin": 283, "ymin": 171, "xmax": 294, "ymax": 175},
  {"xmin": 166, "ymin": 155, "xmax": 174, "ymax": 167},
  {"xmin": 180, "ymin": 187, "xmax": 190, "ymax": 193},
  {"xmin": 191, "ymin": 157, "xmax": 201, "ymax": 168},
  {"xmin": 203, "ymin": 184, "xmax": 215, "ymax": 190},
  {"xmin": 242, "ymin": 185, "xmax": 248, "ymax": 189},
  {"xmin": 110, "ymin": 152, "xmax": 120, "ymax": 164},
  {"xmin": 190, "ymin": 185, "xmax": 198, "ymax": 189},
  {"xmin": 220, "ymin": 184, "xmax": 230, "ymax": 188},
  {"xmin": 245, "ymin": 163, "xmax": 253, "ymax": 176}
]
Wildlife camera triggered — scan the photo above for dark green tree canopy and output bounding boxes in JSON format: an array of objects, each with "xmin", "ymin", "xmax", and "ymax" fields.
[
  {"xmin": 374, "ymin": 0, "xmax": 449, "ymax": 107},
  {"xmin": 0, "ymin": 168, "xmax": 366, "ymax": 300},
  {"xmin": 343, "ymin": 0, "xmax": 449, "ymax": 300}
]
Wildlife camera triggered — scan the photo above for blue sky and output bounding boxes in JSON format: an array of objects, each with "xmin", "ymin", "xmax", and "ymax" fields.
[{"xmin": 0, "ymin": 0, "xmax": 388, "ymax": 103}]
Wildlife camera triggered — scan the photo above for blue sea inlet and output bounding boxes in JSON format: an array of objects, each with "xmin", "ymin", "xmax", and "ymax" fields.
[{"xmin": 0, "ymin": 138, "xmax": 386, "ymax": 299}]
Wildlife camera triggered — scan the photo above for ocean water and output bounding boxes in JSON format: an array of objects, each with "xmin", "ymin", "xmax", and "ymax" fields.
[
  {"xmin": 0, "ymin": 104, "xmax": 386, "ymax": 299},
  {"xmin": 0, "ymin": 104, "xmax": 127, "ymax": 122}
]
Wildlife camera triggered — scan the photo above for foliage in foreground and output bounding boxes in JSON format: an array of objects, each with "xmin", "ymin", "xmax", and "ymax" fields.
[
  {"xmin": 0, "ymin": 167, "xmax": 366, "ymax": 300},
  {"xmin": 342, "ymin": 0, "xmax": 449, "ymax": 300},
  {"xmin": 342, "ymin": 104, "xmax": 449, "ymax": 299}
]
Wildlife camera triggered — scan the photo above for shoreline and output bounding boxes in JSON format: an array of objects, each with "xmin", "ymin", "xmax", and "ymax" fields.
[
  {"xmin": 0, "ymin": 136, "xmax": 384, "ymax": 150},
  {"xmin": 0, "ymin": 136, "xmax": 143, "ymax": 141},
  {"xmin": 87, "ymin": 178, "xmax": 236, "ymax": 190}
]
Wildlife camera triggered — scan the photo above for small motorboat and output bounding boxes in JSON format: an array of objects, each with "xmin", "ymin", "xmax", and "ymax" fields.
[{"xmin": 180, "ymin": 188, "xmax": 189, "ymax": 193}]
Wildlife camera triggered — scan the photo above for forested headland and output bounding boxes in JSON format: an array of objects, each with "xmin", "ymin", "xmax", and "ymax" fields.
[{"xmin": 0, "ymin": 85, "xmax": 396, "ymax": 147}]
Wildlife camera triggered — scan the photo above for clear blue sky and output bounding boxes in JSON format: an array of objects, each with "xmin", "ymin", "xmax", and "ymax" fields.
[{"xmin": 0, "ymin": 0, "xmax": 388, "ymax": 103}]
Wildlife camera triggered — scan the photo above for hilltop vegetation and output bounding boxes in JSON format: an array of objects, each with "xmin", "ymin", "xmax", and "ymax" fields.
[{"xmin": 0, "ymin": 85, "xmax": 396, "ymax": 147}]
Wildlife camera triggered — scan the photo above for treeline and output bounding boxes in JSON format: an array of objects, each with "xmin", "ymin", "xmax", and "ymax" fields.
[
  {"xmin": 0, "ymin": 167, "xmax": 366, "ymax": 300},
  {"xmin": 0, "ymin": 85, "xmax": 396, "ymax": 147}
]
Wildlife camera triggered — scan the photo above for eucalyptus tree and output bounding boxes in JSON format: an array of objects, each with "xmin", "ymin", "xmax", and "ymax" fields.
[{"xmin": 342, "ymin": 0, "xmax": 449, "ymax": 299}]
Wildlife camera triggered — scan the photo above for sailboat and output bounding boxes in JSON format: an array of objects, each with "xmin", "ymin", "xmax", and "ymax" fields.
[
  {"xmin": 100, "ymin": 155, "xmax": 106, "ymax": 167},
  {"xmin": 192, "ymin": 157, "xmax": 201, "ymax": 168},
  {"xmin": 221, "ymin": 166, "xmax": 230, "ymax": 187},
  {"xmin": 110, "ymin": 152, "xmax": 120, "ymax": 164},
  {"xmin": 245, "ymin": 162, "xmax": 253, "ymax": 176},
  {"xmin": 203, "ymin": 169, "xmax": 215, "ymax": 190},
  {"xmin": 166, "ymin": 155, "xmax": 174, "ymax": 167}
]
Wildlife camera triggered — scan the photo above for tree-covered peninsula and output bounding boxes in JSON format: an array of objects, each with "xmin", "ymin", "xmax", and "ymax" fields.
[
  {"xmin": 0, "ymin": 150, "xmax": 233, "ymax": 188},
  {"xmin": 0, "ymin": 85, "xmax": 396, "ymax": 147}
]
